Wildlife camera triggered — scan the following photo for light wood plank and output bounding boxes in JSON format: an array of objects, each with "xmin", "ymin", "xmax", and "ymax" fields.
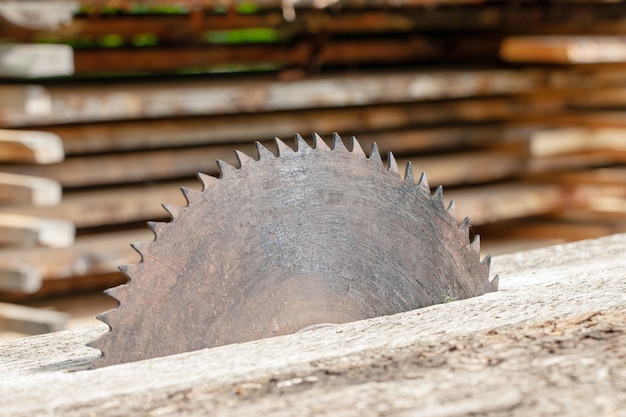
[
  {"xmin": 0, "ymin": 263, "xmax": 40, "ymax": 293},
  {"xmin": 0, "ymin": 129, "xmax": 64, "ymax": 164},
  {"xmin": 0, "ymin": 302, "xmax": 68, "ymax": 335},
  {"xmin": 0, "ymin": 69, "xmax": 544, "ymax": 127},
  {"xmin": 0, "ymin": 229, "xmax": 146, "ymax": 282},
  {"xmin": 40, "ymin": 99, "xmax": 555, "ymax": 155},
  {"xmin": 501, "ymin": 36, "xmax": 626, "ymax": 64},
  {"xmin": 0, "ymin": 173, "xmax": 62, "ymax": 206},
  {"xmin": 0, "ymin": 44, "xmax": 74, "ymax": 78},
  {"xmin": 0, "ymin": 214, "xmax": 74, "ymax": 248}
]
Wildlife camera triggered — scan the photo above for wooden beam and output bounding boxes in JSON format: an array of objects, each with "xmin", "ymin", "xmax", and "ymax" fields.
[
  {"xmin": 0, "ymin": 214, "xmax": 75, "ymax": 248},
  {"xmin": 0, "ymin": 229, "xmax": 146, "ymax": 282},
  {"xmin": 0, "ymin": 129, "xmax": 64, "ymax": 164},
  {"xmin": 0, "ymin": 69, "xmax": 544, "ymax": 127},
  {"xmin": 501, "ymin": 36, "xmax": 626, "ymax": 64},
  {"xmin": 0, "ymin": 302, "xmax": 69, "ymax": 335},
  {"xmin": 0, "ymin": 180, "xmax": 191, "ymax": 228},
  {"xmin": 445, "ymin": 183, "xmax": 566, "ymax": 225},
  {"xmin": 529, "ymin": 127, "xmax": 626, "ymax": 157},
  {"xmin": 0, "ymin": 1, "xmax": 77, "ymax": 30},
  {"xmin": 0, "ymin": 264, "xmax": 41, "ymax": 293},
  {"xmin": 0, "ymin": 173, "xmax": 62, "ymax": 207},
  {"xmin": 0, "ymin": 44, "xmax": 74, "ymax": 78},
  {"xmin": 39, "ymin": 98, "xmax": 560, "ymax": 155}
]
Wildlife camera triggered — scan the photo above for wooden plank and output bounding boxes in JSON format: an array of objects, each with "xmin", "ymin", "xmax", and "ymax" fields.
[
  {"xmin": 40, "ymin": 98, "xmax": 560, "ymax": 155},
  {"xmin": 0, "ymin": 229, "xmax": 145, "ymax": 282},
  {"xmin": 0, "ymin": 1, "xmax": 77, "ymax": 30},
  {"xmin": 0, "ymin": 234, "xmax": 624, "ymax": 416},
  {"xmin": 403, "ymin": 146, "xmax": 527, "ymax": 187},
  {"xmin": 0, "ymin": 180, "xmax": 191, "ymax": 228},
  {"xmin": 0, "ymin": 69, "xmax": 545, "ymax": 127},
  {"xmin": 71, "ymin": 37, "xmax": 474, "ymax": 75},
  {"xmin": 0, "ymin": 214, "xmax": 75, "ymax": 248},
  {"xmin": 0, "ymin": 173, "xmax": 62, "ymax": 207},
  {"xmin": 0, "ymin": 302, "xmax": 69, "ymax": 335},
  {"xmin": 0, "ymin": 44, "xmax": 74, "ymax": 78},
  {"xmin": 6, "ymin": 3, "xmax": 626, "ymax": 44},
  {"xmin": 501, "ymin": 36, "xmax": 626, "ymax": 64},
  {"xmin": 0, "ymin": 263, "xmax": 40, "ymax": 293},
  {"xmin": 529, "ymin": 127, "xmax": 626, "ymax": 157},
  {"xmin": 0, "ymin": 129, "xmax": 64, "ymax": 164},
  {"xmin": 445, "ymin": 183, "xmax": 566, "ymax": 225}
]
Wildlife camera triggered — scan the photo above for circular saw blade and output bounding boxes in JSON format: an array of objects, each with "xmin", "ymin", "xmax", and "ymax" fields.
[{"xmin": 90, "ymin": 134, "xmax": 497, "ymax": 368}]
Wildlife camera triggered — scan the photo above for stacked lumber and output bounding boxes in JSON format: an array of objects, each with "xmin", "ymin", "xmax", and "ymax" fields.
[{"xmin": 2, "ymin": 0, "xmax": 626, "ymax": 336}]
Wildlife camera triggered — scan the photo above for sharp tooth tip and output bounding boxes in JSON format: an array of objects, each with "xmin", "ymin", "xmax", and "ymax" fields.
[
  {"xmin": 255, "ymin": 141, "xmax": 275, "ymax": 158},
  {"xmin": 404, "ymin": 161, "xmax": 414, "ymax": 182},
  {"xmin": 295, "ymin": 133, "xmax": 310, "ymax": 151},
  {"xmin": 313, "ymin": 132, "xmax": 330, "ymax": 150},
  {"xmin": 387, "ymin": 152, "xmax": 400, "ymax": 174},
  {"xmin": 350, "ymin": 136, "xmax": 365, "ymax": 156},
  {"xmin": 332, "ymin": 133, "xmax": 347, "ymax": 151},
  {"xmin": 369, "ymin": 142, "xmax": 382, "ymax": 162},
  {"xmin": 235, "ymin": 149, "xmax": 254, "ymax": 165},
  {"xmin": 274, "ymin": 137, "xmax": 293, "ymax": 155}
]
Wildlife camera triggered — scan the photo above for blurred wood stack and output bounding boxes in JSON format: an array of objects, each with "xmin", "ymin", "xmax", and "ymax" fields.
[{"xmin": 2, "ymin": 0, "xmax": 626, "ymax": 336}]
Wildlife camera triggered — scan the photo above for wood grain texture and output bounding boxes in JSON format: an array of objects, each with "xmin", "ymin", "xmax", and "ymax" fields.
[
  {"xmin": 0, "ymin": 233, "xmax": 624, "ymax": 415},
  {"xmin": 0, "ymin": 173, "xmax": 61, "ymax": 207},
  {"xmin": 0, "ymin": 129, "xmax": 64, "ymax": 164},
  {"xmin": 0, "ymin": 69, "xmax": 544, "ymax": 127}
]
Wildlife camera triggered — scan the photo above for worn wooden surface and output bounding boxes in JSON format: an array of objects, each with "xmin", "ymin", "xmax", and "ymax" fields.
[{"xmin": 0, "ymin": 233, "xmax": 624, "ymax": 416}]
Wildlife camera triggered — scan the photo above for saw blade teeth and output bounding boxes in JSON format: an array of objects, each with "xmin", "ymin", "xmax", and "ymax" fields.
[
  {"xmin": 481, "ymin": 253, "xmax": 492, "ymax": 267},
  {"xmin": 162, "ymin": 203, "xmax": 183, "ymax": 220},
  {"xmin": 417, "ymin": 172, "xmax": 430, "ymax": 195},
  {"xmin": 130, "ymin": 242, "xmax": 146, "ymax": 260},
  {"xmin": 235, "ymin": 150, "xmax": 255, "ymax": 167},
  {"xmin": 255, "ymin": 141, "xmax": 275, "ymax": 159},
  {"xmin": 433, "ymin": 185, "xmax": 444, "ymax": 208},
  {"xmin": 446, "ymin": 200, "xmax": 456, "ymax": 218},
  {"xmin": 104, "ymin": 286, "xmax": 125, "ymax": 303},
  {"xmin": 217, "ymin": 159, "xmax": 237, "ymax": 177},
  {"xmin": 350, "ymin": 136, "xmax": 365, "ymax": 157},
  {"xmin": 387, "ymin": 152, "xmax": 400, "ymax": 176},
  {"xmin": 369, "ymin": 142, "xmax": 383, "ymax": 165},
  {"xmin": 181, "ymin": 187, "xmax": 199, "ymax": 205},
  {"xmin": 274, "ymin": 137, "xmax": 293, "ymax": 156},
  {"xmin": 459, "ymin": 216, "xmax": 470, "ymax": 230},
  {"xmin": 489, "ymin": 275, "xmax": 500, "ymax": 291},
  {"xmin": 146, "ymin": 221, "xmax": 166, "ymax": 237},
  {"xmin": 332, "ymin": 133, "xmax": 347, "ymax": 151},
  {"xmin": 295, "ymin": 133, "xmax": 311, "ymax": 151},
  {"xmin": 404, "ymin": 161, "xmax": 415, "ymax": 183},
  {"xmin": 313, "ymin": 132, "xmax": 331, "ymax": 150},
  {"xmin": 196, "ymin": 172, "xmax": 217, "ymax": 191},
  {"xmin": 470, "ymin": 234, "xmax": 480, "ymax": 254}
]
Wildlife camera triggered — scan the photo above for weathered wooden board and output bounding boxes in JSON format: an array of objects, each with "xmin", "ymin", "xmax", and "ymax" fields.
[
  {"xmin": 0, "ymin": 129, "xmax": 64, "ymax": 164},
  {"xmin": 0, "ymin": 229, "xmax": 145, "ymax": 282},
  {"xmin": 0, "ymin": 173, "xmax": 61, "ymax": 207},
  {"xmin": 501, "ymin": 36, "xmax": 626, "ymax": 64},
  {"xmin": 0, "ymin": 214, "xmax": 74, "ymax": 248},
  {"xmin": 0, "ymin": 302, "xmax": 69, "ymax": 335},
  {"xmin": 0, "ymin": 44, "xmax": 74, "ymax": 78},
  {"xmin": 4, "ymin": 2, "xmax": 626, "ymax": 44},
  {"xmin": 40, "ymin": 99, "xmax": 557, "ymax": 155},
  {"xmin": 0, "ymin": 233, "xmax": 624, "ymax": 416},
  {"xmin": 0, "ymin": 69, "xmax": 544, "ymax": 127}
]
